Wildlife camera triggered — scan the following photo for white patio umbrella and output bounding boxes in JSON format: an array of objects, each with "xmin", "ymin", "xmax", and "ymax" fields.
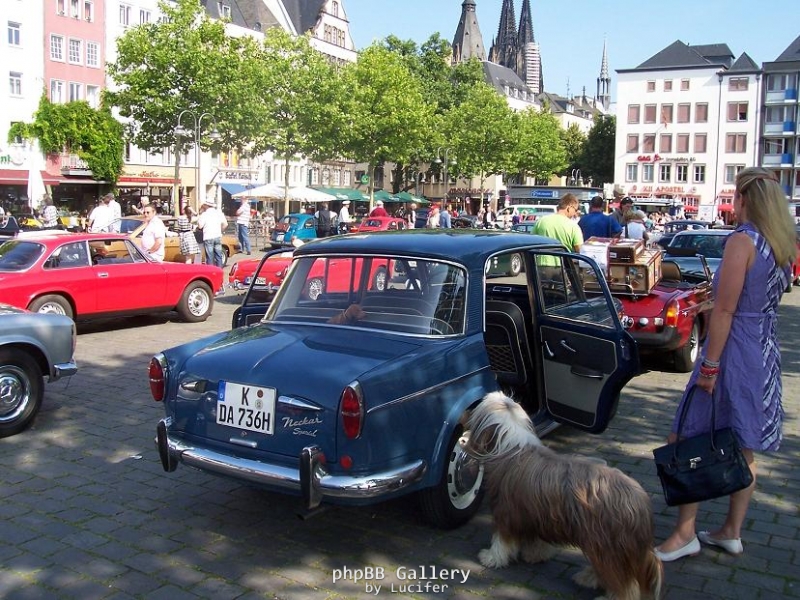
[{"xmin": 232, "ymin": 183, "xmax": 335, "ymax": 203}]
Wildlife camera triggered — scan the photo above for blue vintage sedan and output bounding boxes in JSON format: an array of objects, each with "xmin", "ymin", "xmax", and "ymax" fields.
[
  {"xmin": 268, "ymin": 213, "xmax": 318, "ymax": 248},
  {"xmin": 152, "ymin": 230, "xmax": 639, "ymax": 528}
]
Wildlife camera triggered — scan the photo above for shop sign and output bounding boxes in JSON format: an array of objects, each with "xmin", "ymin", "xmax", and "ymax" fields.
[
  {"xmin": 218, "ymin": 170, "xmax": 257, "ymax": 181},
  {"xmin": 637, "ymin": 154, "xmax": 695, "ymax": 163}
]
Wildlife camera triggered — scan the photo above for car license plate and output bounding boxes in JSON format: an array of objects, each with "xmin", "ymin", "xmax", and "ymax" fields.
[{"xmin": 217, "ymin": 382, "xmax": 276, "ymax": 434}]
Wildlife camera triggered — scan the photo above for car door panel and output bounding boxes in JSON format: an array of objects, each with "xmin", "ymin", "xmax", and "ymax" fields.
[{"xmin": 530, "ymin": 250, "xmax": 639, "ymax": 434}]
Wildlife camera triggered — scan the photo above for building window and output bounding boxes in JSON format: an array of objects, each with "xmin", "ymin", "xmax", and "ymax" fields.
[
  {"xmin": 9, "ymin": 72, "xmax": 22, "ymax": 96},
  {"xmin": 84, "ymin": 1, "xmax": 93, "ymax": 22},
  {"xmin": 625, "ymin": 163, "xmax": 638, "ymax": 182},
  {"xmin": 766, "ymin": 73, "xmax": 797, "ymax": 92},
  {"xmin": 642, "ymin": 163, "xmax": 654, "ymax": 183},
  {"xmin": 677, "ymin": 103, "xmax": 690, "ymax": 123},
  {"xmin": 728, "ymin": 77, "xmax": 748, "ymax": 91},
  {"xmin": 660, "ymin": 104, "xmax": 673, "ymax": 125},
  {"xmin": 695, "ymin": 103, "xmax": 708, "ymax": 123},
  {"xmin": 680, "ymin": 79, "xmax": 690, "ymax": 91},
  {"xmin": 642, "ymin": 134, "xmax": 655, "ymax": 153},
  {"xmin": 119, "ymin": 4, "xmax": 130, "ymax": 26},
  {"xmin": 664, "ymin": 79, "xmax": 673, "ymax": 92},
  {"xmin": 70, "ymin": 0, "xmax": 79, "ymax": 18},
  {"xmin": 646, "ymin": 80, "xmax": 655, "ymax": 92},
  {"xmin": 139, "ymin": 9, "xmax": 151, "ymax": 23},
  {"xmin": 677, "ymin": 133, "xmax": 690, "ymax": 153},
  {"xmin": 68, "ymin": 38, "xmax": 81, "ymax": 64},
  {"xmin": 764, "ymin": 138, "xmax": 787, "ymax": 156},
  {"xmin": 68, "ymin": 82, "xmax": 82, "ymax": 102},
  {"xmin": 86, "ymin": 41, "xmax": 99, "ymax": 67},
  {"xmin": 627, "ymin": 104, "xmax": 640, "ymax": 124},
  {"xmin": 694, "ymin": 133, "xmax": 707, "ymax": 153},
  {"xmin": 86, "ymin": 84, "xmax": 99, "ymax": 108},
  {"xmin": 217, "ymin": 3, "xmax": 231, "ymax": 19},
  {"xmin": 727, "ymin": 101, "xmax": 748, "ymax": 122},
  {"xmin": 56, "ymin": 0, "xmax": 66, "ymax": 14},
  {"xmin": 644, "ymin": 104, "xmax": 656, "ymax": 124},
  {"xmin": 726, "ymin": 133, "xmax": 747, "ymax": 153},
  {"xmin": 343, "ymin": 170, "xmax": 351, "ymax": 186},
  {"xmin": 675, "ymin": 164, "xmax": 688, "ymax": 183},
  {"xmin": 626, "ymin": 134, "xmax": 639, "ymax": 153},
  {"xmin": 659, "ymin": 133, "xmax": 672, "ymax": 153},
  {"xmin": 8, "ymin": 22, "xmax": 21, "ymax": 46},
  {"xmin": 659, "ymin": 164, "xmax": 671, "ymax": 183},
  {"xmin": 331, "ymin": 1, "xmax": 339, "ymax": 17},
  {"xmin": 50, "ymin": 79, "xmax": 64, "ymax": 102},
  {"xmin": 50, "ymin": 34, "xmax": 64, "ymax": 61},
  {"xmin": 724, "ymin": 164, "xmax": 744, "ymax": 184},
  {"xmin": 765, "ymin": 105, "xmax": 788, "ymax": 124},
  {"xmin": 693, "ymin": 165, "xmax": 706, "ymax": 184}
]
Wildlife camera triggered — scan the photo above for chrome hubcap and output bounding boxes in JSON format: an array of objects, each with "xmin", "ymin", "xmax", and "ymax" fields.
[
  {"xmin": 0, "ymin": 368, "xmax": 30, "ymax": 422},
  {"xmin": 38, "ymin": 302, "xmax": 66, "ymax": 315},
  {"xmin": 187, "ymin": 288, "xmax": 210, "ymax": 317},
  {"xmin": 446, "ymin": 443, "xmax": 483, "ymax": 509}
]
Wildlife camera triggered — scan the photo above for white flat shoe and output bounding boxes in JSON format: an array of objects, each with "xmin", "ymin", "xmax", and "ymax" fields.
[
  {"xmin": 654, "ymin": 536, "xmax": 700, "ymax": 562},
  {"xmin": 698, "ymin": 531, "xmax": 743, "ymax": 555}
]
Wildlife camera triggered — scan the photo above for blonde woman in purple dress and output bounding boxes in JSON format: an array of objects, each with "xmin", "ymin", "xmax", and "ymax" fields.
[{"xmin": 655, "ymin": 167, "xmax": 796, "ymax": 562}]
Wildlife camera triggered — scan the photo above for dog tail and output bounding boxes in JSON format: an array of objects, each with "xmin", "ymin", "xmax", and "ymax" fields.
[{"xmin": 641, "ymin": 548, "xmax": 664, "ymax": 599}]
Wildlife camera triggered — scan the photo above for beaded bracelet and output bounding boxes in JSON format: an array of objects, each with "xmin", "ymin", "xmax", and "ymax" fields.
[{"xmin": 701, "ymin": 357, "xmax": 720, "ymax": 368}]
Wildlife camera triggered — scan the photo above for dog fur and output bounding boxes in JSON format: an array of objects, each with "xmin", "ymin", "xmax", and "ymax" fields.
[{"xmin": 461, "ymin": 391, "xmax": 662, "ymax": 600}]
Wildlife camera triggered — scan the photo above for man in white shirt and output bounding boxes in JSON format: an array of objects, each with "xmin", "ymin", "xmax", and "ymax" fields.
[
  {"xmin": 106, "ymin": 193, "xmax": 122, "ymax": 232},
  {"xmin": 197, "ymin": 199, "xmax": 228, "ymax": 270},
  {"xmin": 141, "ymin": 205, "xmax": 166, "ymax": 262},
  {"xmin": 338, "ymin": 200, "xmax": 351, "ymax": 232},
  {"xmin": 235, "ymin": 199, "xmax": 252, "ymax": 254},
  {"xmin": 87, "ymin": 195, "xmax": 114, "ymax": 232}
]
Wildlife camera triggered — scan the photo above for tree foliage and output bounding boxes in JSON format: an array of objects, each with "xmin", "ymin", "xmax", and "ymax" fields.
[
  {"xmin": 443, "ymin": 83, "xmax": 516, "ymax": 199},
  {"xmin": 510, "ymin": 108, "xmax": 568, "ymax": 183},
  {"xmin": 580, "ymin": 115, "xmax": 616, "ymax": 186},
  {"xmin": 9, "ymin": 95, "xmax": 124, "ymax": 182},
  {"xmin": 339, "ymin": 44, "xmax": 433, "ymax": 201},
  {"xmin": 559, "ymin": 123, "xmax": 586, "ymax": 176}
]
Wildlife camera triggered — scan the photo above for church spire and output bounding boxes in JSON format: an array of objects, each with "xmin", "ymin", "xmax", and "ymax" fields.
[
  {"xmin": 517, "ymin": 0, "xmax": 533, "ymax": 44},
  {"xmin": 489, "ymin": 0, "xmax": 518, "ymax": 70},
  {"xmin": 452, "ymin": 0, "xmax": 486, "ymax": 64},
  {"xmin": 516, "ymin": 0, "xmax": 542, "ymax": 95},
  {"xmin": 596, "ymin": 37, "xmax": 611, "ymax": 110}
]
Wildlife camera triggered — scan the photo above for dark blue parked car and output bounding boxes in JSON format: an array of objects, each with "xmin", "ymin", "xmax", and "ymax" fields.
[{"xmin": 152, "ymin": 231, "xmax": 639, "ymax": 528}]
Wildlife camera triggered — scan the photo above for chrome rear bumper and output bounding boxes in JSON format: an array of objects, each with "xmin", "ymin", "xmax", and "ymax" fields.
[
  {"xmin": 53, "ymin": 361, "xmax": 78, "ymax": 379},
  {"xmin": 155, "ymin": 419, "xmax": 427, "ymax": 509}
]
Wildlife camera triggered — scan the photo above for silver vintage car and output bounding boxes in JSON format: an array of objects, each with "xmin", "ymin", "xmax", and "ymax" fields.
[{"xmin": 0, "ymin": 304, "xmax": 77, "ymax": 437}]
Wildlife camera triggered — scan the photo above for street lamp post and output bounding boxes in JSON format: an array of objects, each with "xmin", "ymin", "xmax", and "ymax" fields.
[
  {"xmin": 434, "ymin": 147, "xmax": 456, "ymax": 205},
  {"xmin": 174, "ymin": 110, "xmax": 220, "ymax": 214}
]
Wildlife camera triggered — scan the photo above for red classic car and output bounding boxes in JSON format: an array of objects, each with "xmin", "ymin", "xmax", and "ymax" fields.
[
  {"xmin": 354, "ymin": 217, "xmax": 408, "ymax": 232},
  {"xmin": 229, "ymin": 250, "xmax": 392, "ymax": 301},
  {"xmin": 0, "ymin": 233, "xmax": 224, "ymax": 322}
]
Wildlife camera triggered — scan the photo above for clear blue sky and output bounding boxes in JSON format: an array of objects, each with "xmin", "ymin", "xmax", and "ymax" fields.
[{"xmin": 343, "ymin": 0, "xmax": 800, "ymax": 103}]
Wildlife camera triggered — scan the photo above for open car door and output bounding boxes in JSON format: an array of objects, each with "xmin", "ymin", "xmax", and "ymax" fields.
[
  {"xmin": 529, "ymin": 250, "xmax": 639, "ymax": 434},
  {"xmin": 231, "ymin": 249, "xmax": 289, "ymax": 328}
]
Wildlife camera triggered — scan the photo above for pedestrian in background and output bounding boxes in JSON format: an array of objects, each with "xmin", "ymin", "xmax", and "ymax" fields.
[
  {"xmin": 107, "ymin": 193, "xmax": 122, "ymax": 232},
  {"xmin": 87, "ymin": 195, "xmax": 114, "ymax": 233},
  {"xmin": 532, "ymin": 193, "xmax": 584, "ymax": 252},
  {"xmin": 370, "ymin": 200, "xmax": 388, "ymax": 217},
  {"xmin": 177, "ymin": 206, "xmax": 200, "ymax": 264},
  {"xmin": 41, "ymin": 196, "xmax": 59, "ymax": 229},
  {"xmin": 623, "ymin": 210, "xmax": 650, "ymax": 242},
  {"xmin": 406, "ymin": 202, "xmax": 417, "ymax": 229},
  {"xmin": 197, "ymin": 199, "xmax": 228, "ymax": 274},
  {"xmin": 141, "ymin": 204, "xmax": 166, "ymax": 262},
  {"xmin": 439, "ymin": 204, "xmax": 452, "ymax": 228},
  {"xmin": 579, "ymin": 195, "xmax": 622, "ymax": 240},
  {"xmin": 611, "ymin": 196, "xmax": 634, "ymax": 226},
  {"xmin": 235, "ymin": 199, "xmax": 252, "ymax": 254},
  {"xmin": 314, "ymin": 202, "xmax": 336, "ymax": 238},
  {"xmin": 655, "ymin": 167, "xmax": 796, "ymax": 562}
]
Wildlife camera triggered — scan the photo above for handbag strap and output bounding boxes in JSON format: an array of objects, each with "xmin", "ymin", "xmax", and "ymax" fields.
[{"xmin": 674, "ymin": 384, "xmax": 719, "ymax": 449}]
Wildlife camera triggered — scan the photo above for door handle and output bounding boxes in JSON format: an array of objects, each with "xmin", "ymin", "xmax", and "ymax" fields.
[
  {"xmin": 543, "ymin": 341, "xmax": 555, "ymax": 358},
  {"xmin": 560, "ymin": 340, "xmax": 576, "ymax": 353},
  {"xmin": 97, "ymin": 272, "xmax": 109, "ymax": 278},
  {"xmin": 571, "ymin": 365, "xmax": 604, "ymax": 379}
]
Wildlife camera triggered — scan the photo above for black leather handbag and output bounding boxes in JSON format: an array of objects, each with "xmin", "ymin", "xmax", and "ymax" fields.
[{"xmin": 653, "ymin": 386, "xmax": 753, "ymax": 507}]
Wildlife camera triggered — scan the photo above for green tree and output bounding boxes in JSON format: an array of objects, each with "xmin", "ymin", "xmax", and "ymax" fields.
[
  {"xmin": 443, "ymin": 83, "xmax": 516, "ymax": 201},
  {"xmin": 560, "ymin": 123, "xmax": 587, "ymax": 177},
  {"xmin": 580, "ymin": 114, "xmax": 616, "ymax": 186},
  {"xmin": 247, "ymin": 28, "xmax": 346, "ymax": 215},
  {"xmin": 339, "ymin": 44, "xmax": 433, "ymax": 204},
  {"xmin": 9, "ymin": 95, "xmax": 124, "ymax": 183},
  {"xmin": 106, "ymin": 0, "xmax": 264, "ymax": 213},
  {"xmin": 510, "ymin": 108, "xmax": 568, "ymax": 183}
]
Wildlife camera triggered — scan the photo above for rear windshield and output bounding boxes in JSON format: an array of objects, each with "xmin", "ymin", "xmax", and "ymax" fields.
[
  {"xmin": 266, "ymin": 255, "xmax": 467, "ymax": 336},
  {"xmin": 0, "ymin": 240, "xmax": 45, "ymax": 271}
]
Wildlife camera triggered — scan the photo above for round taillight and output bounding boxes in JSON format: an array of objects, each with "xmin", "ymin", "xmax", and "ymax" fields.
[
  {"xmin": 340, "ymin": 385, "xmax": 363, "ymax": 440},
  {"xmin": 149, "ymin": 356, "xmax": 165, "ymax": 401}
]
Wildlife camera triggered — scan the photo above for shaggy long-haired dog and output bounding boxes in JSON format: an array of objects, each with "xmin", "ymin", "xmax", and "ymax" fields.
[{"xmin": 461, "ymin": 392, "xmax": 662, "ymax": 600}]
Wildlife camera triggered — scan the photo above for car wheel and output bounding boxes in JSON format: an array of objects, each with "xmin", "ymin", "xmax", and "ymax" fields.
[
  {"xmin": 28, "ymin": 295, "xmax": 73, "ymax": 319},
  {"xmin": 0, "ymin": 349, "xmax": 44, "ymax": 439},
  {"xmin": 177, "ymin": 281, "xmax": 213, "ymax": 322},
  {"xmin": 372, "ymin": 267, "xmax": 388, "ymax": 291},
  {"xmin": 674, "ymin": 320, "xmax": 700, "ymax": 372},
  {"xmin": 306, "ymin": 277, "xmax": 324, "ymax": 301},
  {"xmin": 418, "ymin": 425, "xmax": 484, "ymax": 529},
  {"xmin": 509, "ymin": 253, "xmax": 523, "ymax": 276}
]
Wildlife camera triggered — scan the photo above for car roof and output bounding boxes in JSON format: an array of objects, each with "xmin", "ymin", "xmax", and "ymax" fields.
[
  {"xmin": 673, "ymin": 229, "xmax": 732, "ymax": 237},
  {"xmin": 4, "ymin": 233, "xmax": 130, "ymax": 246},
  {"xmin": 295, "ymin": 230, "xmax": 564, "ymax": 263}
]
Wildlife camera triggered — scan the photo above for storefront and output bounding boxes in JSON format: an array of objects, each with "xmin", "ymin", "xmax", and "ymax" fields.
[
  {"xmin": 0, "ymin": 168, "xmax": 29, "ymax": 214},
  {"xmin": 117, "ymin": 171, "xmax": 179, "ymax": 215}
]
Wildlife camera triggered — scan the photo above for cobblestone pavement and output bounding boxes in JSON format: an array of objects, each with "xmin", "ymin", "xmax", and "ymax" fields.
[{"xmin": 1, "ymin": 252, "xmax": 798, "ymax": 600}]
